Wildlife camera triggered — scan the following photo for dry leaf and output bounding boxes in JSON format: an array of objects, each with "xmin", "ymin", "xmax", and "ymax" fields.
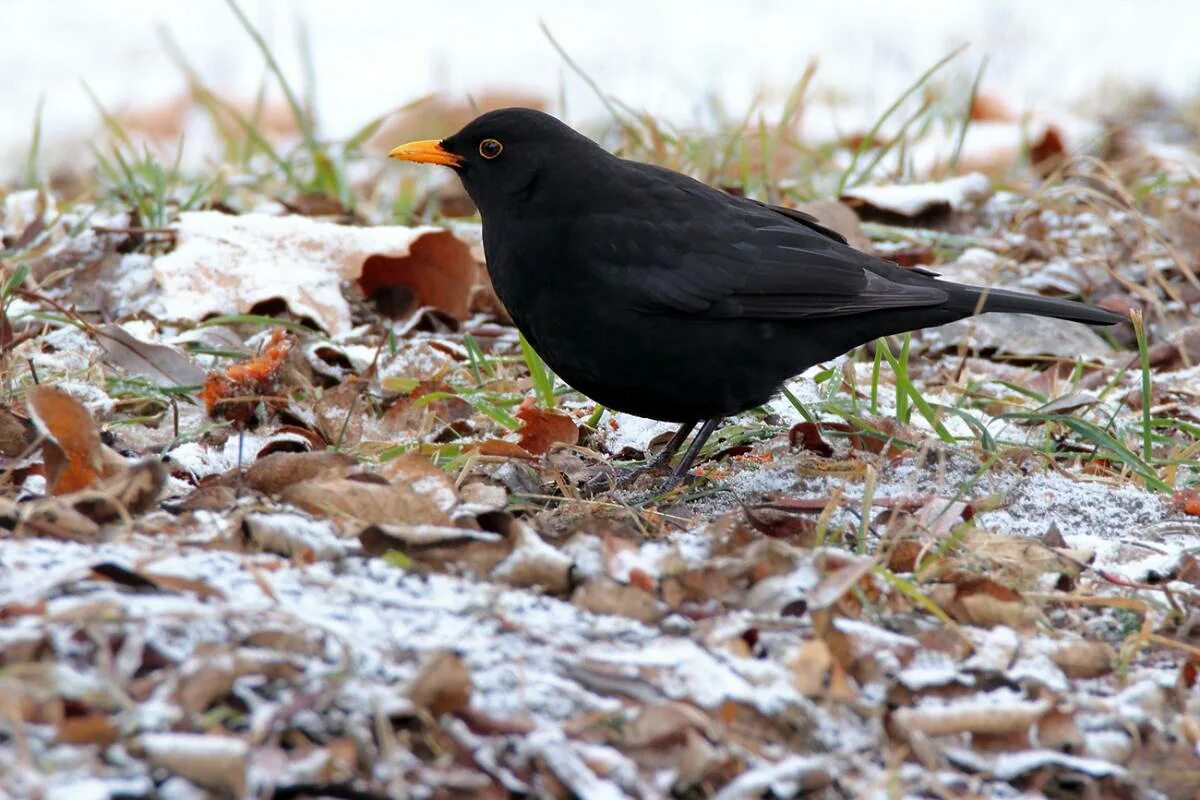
[
  {"xmin": 489, "ymin": 517, "xmax": 574, "ymax": 594},
  {"xmin": 244, "ymin": 450, "xmax": 357, "ymax": 495},
  {"xmin": 1044, "ymin": 640, "xmax": 1116, "ymax": 679},
  {"xmin": 282, "ymin": 477, "xmax": 453, "ymax": 527},
  {"xmin": 154, "ymin": 211, "xmax": 480, "ymax": 334},
  {"xmin": 407, "ymin": 650, "xmax": 472, "ymax": 716},
  {"xmin": 25, "ymin": 385, "xmax": 121, "ymax": 495},
  {"xmin": 243, "ymin": 512, "xmax": 349, "ymax": 560},
  {"xmin": 572, "ymin": 577, "xmax": 665, "ymax": 624},
  {"xmin": 789, "ymin": 638, "xmax": 834, "ymax": 696},
  {"xmin": 893, "ymin": 689, "xmax": 1051, "ymax": 737},
  {"xmin": 841, "ymin": 173, "xmax": 992, "ymax": 221},
  {"xmin": 56, "ymin": 713, "xmax": 118, "ymax": 746},
  {"xmin": 95, "ymin": 324, "xmax": 206, "ymax": 387},
  {"xmin": 515, "ymin": 401, "xmax": 579, "ymax": 456},
  {"xmin": 0, "ymin": 406, "xmax": 35, "ymax": 457},
  {"xmin": 139, "ymin": 732, "xmax": 249, "ymax": 797}
]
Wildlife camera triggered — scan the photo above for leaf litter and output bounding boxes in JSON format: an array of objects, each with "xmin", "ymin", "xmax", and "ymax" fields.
[{"xmin": 3, "ymin": 75, "xmax": 1200, "ymax": 800}]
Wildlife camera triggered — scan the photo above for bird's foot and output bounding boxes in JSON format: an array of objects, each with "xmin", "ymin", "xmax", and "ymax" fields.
[
  {"xmin": 578, "ymin": 460, "xmax": 695, "ymax": 499},
  {"xmin": 578, "ymin": 462, "xmax": 657, "ymax": 497}
]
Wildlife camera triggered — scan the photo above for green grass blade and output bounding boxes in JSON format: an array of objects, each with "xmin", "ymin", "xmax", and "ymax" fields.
[
  {"xmin": 519, "ymin": 332, "xmax": 556, "ymax": 408},
  {"xmin": 836, "ymin": 43, "xmax": 968, "ymax": 196},
  {"xmin": 948, "ymin": 56, "xmax": 988, "ymax": 173},
  {"xmin": 1131, "ymin": 310, "xmax": 1153, "ymax": 463}
]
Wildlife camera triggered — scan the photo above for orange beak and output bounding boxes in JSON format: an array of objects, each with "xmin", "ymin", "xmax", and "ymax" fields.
[{"xmin": 388, "ymin": 139, "xmax": 463, "ymax": 167}]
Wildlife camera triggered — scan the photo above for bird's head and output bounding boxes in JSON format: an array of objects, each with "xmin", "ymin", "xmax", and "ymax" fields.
[{"xmin": 388, "ymin": 107, "xmax": 603, "ymax": 215}]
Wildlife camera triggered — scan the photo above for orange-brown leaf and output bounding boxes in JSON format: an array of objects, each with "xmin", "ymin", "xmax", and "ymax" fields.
[
  {"xmin": 515, "ymin": 401, "xmax": 578, "ymax": 456},
  {"xmin": 25, "ymin": 385, "xmax": 103, "ymax": 494}
]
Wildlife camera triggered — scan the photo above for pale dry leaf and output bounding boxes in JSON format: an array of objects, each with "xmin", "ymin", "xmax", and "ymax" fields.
[
  {"xmin": 893, "ymin": 689, "xmax": 1052, "ymax": 737},
  {"xmin": 153, "ymin": 212, "xmax": 479, "ymax": 335},
  {"xmin": 139, "ymin": 732, "xmax": 249, "ymax": 797},
  {"xmin": 377, "ymin": 453, "xmax": 460, "ymax": 514},
  {"xmin": 794, "ymin": 200, "xmax": 872, "ymax": 252},
  {"xmin": 572, "ymin": 577, "xmax": 665, "ymax": 625},
  {"xmin": 243, "ymin": 511, "xmax": 350, "ymax": 560},
  {"xmin": 841, "ymin": 172, "xmax": 991, "ymax": 219},
  {"xmin": 807, "ymin": 552, "xmax": 876, "ymax": 610},
  {"xmin": 618, "ymin": 703, "xmax": 721, "ymax": 787},
  {"xmin": 95, "ymin": 324, "xmax": 206, "ymax": 387},
  {"xmin": 489, "ymin": 517, "xmax": 573, "ymax": 594},
  {"xmin": 245, "ymin": 451, "xmax": 357, "ymax": 496},
  {"xmin": 789, "ymin": 639, "xmax": 834, "ymax": 696},
  {"xmin": 282, "ymin": 476, "xmax": 453, "ymax": 527}
]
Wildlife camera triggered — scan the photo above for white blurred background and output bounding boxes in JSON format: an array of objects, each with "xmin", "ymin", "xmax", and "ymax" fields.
[{"xmin": 3, "ymin": 0, "xmax": 1198, "ymax": 173}]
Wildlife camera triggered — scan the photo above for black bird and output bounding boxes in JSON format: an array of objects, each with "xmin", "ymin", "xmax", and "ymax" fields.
[{"xmin": 390, "ymin": 108, "xmax": 1123, "ymax": 489}]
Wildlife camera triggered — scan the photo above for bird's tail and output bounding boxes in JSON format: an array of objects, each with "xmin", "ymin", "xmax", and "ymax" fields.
[{"xmin": 947, "ymin": 284, "xmax": 1125, "ymax": 326}]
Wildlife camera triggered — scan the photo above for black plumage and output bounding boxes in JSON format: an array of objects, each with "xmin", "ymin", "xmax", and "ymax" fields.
[{"xmin": 391, "ymin": 108, "xmax": 1123, "ymax": 487}]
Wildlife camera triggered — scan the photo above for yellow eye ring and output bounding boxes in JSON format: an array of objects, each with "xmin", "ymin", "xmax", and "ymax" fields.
[{"xmin": 479, "ymin": 138, "xmax": 503, "ymax": 159}]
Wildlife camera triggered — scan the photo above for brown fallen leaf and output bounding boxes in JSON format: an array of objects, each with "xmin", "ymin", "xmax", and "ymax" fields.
[
  {"xmin": 841, "ymin": 173, "xmax": 992, "ymax": 222},
  {"xmin": 245, "ymin": 450, "xmax": 357, "ymax": 496},
  {"xmin": 892, "ymin": 690, "xmax": 1052, "ymax": 737},
  {"xmin": 789, "ymin": 421, "xmax": 834, "ymax": 457},
  {"xmin": 56, "ymin": 713, "xmax": 118, "ymax": 746},
  {"xmin": 932, "ymin": 576, "xmax": 1033, "ymax": 630},
  {"xmin": 611, "ymin": 703, "xmax": 722, "ymax": 788},
  {"xmin": 71, "ymin": 458, "xmax": 167, "ymax": 522},
  {"xmin": 407, "ymin": 650, "xmax": 472, "ymax": 716},
  {"xmin": 572, "ymin": 577, "xmax": 665, "ymax": 625},
  {"xmin": 0, "ymin": 405, "xmax": 35, "ymax": 457},
  {"xmin": 282, "ymin": 477, "xmax": 453, "ymax": 527},
  {"xmin": 1044, "ymin": 640, "xmax": 1116, "ymax": 679},
  {"xmin": 383, "ymin": 380, "xmax": 474, "ymax": 433},
  {"xmin": 25, "ymin": 385, "xmax": 123, "ymax": 494},
  {"xmin": 472, "ymin": 439, "xmax": 537, "ymax": 459},
  {"xmin": 515, "ymin": 400, "xmax": 579, "ymax": 456},
  {"xmin": 789, "ymin": 638, "xmax": 834, "ymax": 696}
]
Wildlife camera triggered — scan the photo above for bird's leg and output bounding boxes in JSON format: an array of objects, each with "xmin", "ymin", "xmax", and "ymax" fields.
[
  {"xmin": 659, "ymin": 417, "xmax": 722, "ymax": 492},
  {"xmin": 581, "ymin": 421, "xmax": 697, "ymax": 496},
  {"xmin": 641, "ymin": 420, "xmax": 698, "ymax": 473}
]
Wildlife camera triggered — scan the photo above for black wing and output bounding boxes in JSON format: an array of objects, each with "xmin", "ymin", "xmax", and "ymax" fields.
[{"xmin": 596, "ymin": 167, "xmax": 949, "ymax": 320}]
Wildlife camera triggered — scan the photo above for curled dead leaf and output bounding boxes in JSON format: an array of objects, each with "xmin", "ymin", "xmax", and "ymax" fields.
[
  {"xmin": 283, "ymin": 463, "xmax": 455, "ymax": 527},
  {"xmin": 407, "ymin": 650, "xmax": 472, "ymax": 716},
  {"xmin": 893, "ymin": 689, "xmax": 1051, "ymax": 737},
  {"xmin": 139, "ymin": 732, "xmax": 248, "ymax": 797},
  {"xmin": 0, "ymin": 406, "xmax": 35, "ymax": 457},
  {"xmin": 572, "ymin": 577, "xmax": 665, "ymax": 625},
  {"xmin": 95, "ymin": 324, "xmax": 206, "ymax": 387},
  {"xmin": 515, "ymin": 401, "xmax": 579, "ymax": 456},
  {"xmin": 245, "ymin": 450, "xmax": 357, "ymax": 496},
  {"xmin": 56, "ymin": 713, "xmax": 118, "ymax": 746},
  {"xmin": 1045, "ymin": 640, "xmax": 1116, "ymax": 679},
  {"xmin": 488, "ymin": 516, "xmax": 574, "ymax": 594},
  {"xmin": 25, "ymin": 385, "xmax": 120, "ymax": 494},
  {"xmin": 154, "ymin": 211, "xmax": 481, "ymax": 335}
]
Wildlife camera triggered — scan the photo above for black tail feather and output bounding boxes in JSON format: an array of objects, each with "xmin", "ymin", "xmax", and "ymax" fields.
[{"xmin": 948, "ymin": 284, "xmax": 1125, "ymax": 326}]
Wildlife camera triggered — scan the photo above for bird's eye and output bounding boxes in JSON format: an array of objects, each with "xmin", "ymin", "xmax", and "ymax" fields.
[{"xmin": 479, "ymin": 138, "xmax": 503, "ymax": 159}]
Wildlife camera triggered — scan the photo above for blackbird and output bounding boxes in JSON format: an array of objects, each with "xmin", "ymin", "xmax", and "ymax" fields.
[{"xmin": 390, "ymin": 108, "xmax": 1124, "ymax": 489}]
